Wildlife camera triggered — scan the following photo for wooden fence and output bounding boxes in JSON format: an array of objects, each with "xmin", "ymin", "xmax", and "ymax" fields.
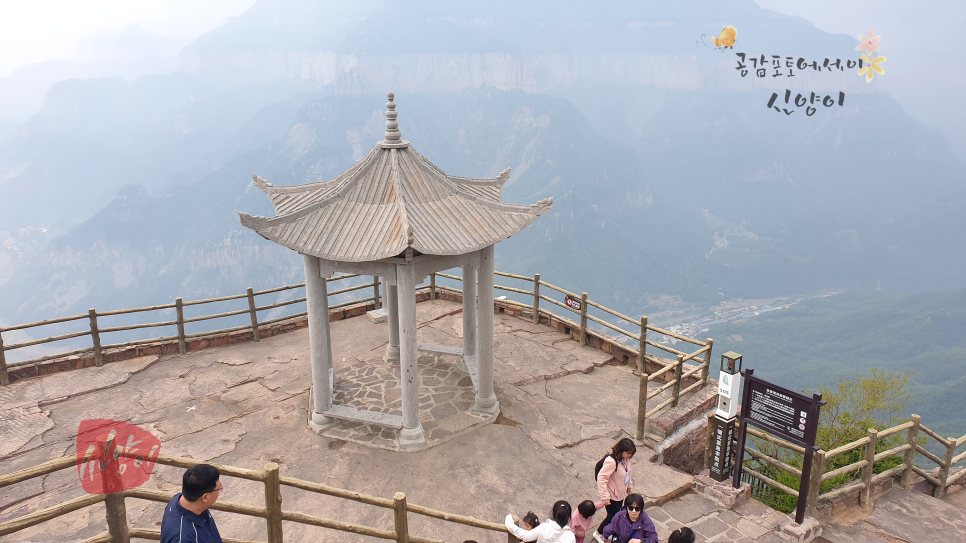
[
  {"xmin": 1, "ymin": 270, "xmax": 713, "ymax": 439},
  {"xmin": 432, "ymin": 271, "xmax": 713, "ymax": 440},
  {"xmin": 0, "ymin": 452, "xmax": 521, "ymax": 543},
  {"xmin": 0, "ymin": 273, "xmax": 381, "ymax": 384},
  {"xmin": 705, "ymin": 412, "xmax": 966, "ymax": 516}
]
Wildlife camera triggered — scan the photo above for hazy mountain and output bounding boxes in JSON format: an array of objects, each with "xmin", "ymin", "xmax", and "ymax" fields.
[
  {"xmin": 0, "ymin": 25, "xmax": 187, "ymax": 122},
  {"xmin": 0, "ymin": 0, "xmax": 963, "ymax": 433},
  {"xmin": 0, "ymin": 73, "xmax": 322, "ymax": 234}
]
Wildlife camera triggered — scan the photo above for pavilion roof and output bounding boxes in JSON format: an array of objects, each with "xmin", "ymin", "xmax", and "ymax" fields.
[{"xmin": 238, "ymin": 93, "xmax": 552, "ymax": 262}]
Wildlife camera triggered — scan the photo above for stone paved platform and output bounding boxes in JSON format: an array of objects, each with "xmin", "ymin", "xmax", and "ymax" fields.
[{"xmin": 0, "ymin": 299, "xmax": 824, "ymax": 542}]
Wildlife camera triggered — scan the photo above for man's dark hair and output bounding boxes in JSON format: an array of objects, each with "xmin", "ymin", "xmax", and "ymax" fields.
[
  {"xmin": 668, "ymin": 527, "xmax": 695, "ymax": 543},
  {"xmin": 182, "ymin": 464, "xmax": 220, "ymax": 501},
  {"xmin": 578, "ymin": 500, "xmax": 597, "ymax": 519}
]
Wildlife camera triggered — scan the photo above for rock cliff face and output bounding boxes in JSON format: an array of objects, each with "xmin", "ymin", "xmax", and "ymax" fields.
[{"xmin": 180, "ymin": 50, "xmax": 871, "ymax": 97}]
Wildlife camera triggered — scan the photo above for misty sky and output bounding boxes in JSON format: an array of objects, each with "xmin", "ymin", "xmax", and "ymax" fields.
[
  {"xmin": 0, "ymin": 0, "xmax": 963, "ymax": 158},
  {"xmin": 0, "ymin": 0, "xmax": 255, "ymax": 75}
]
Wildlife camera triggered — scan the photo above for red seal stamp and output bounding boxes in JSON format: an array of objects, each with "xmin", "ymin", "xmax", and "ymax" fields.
[{"xmin": 75, "ymin": 419, "xmax": 160, "ymax": 494}]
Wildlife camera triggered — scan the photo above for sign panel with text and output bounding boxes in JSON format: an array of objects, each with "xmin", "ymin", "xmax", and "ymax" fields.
[{"xmin": 732, "ymin": 369, "xmax": 824, "ymax": 524}]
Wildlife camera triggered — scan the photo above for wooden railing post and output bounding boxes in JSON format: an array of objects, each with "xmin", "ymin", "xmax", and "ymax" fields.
[
  {"xmin": 247, "ymin": 288, "xmax": 260, "ymax": 342},
  {"xmin": 531, "ymin": 274, "xmax": 540, "ymax": 325},
  {"xmin": 935, "ymin": 436, "xmax": 957, "ymax": 499},
  {"xmin": 508, "ymin": 513, "xmax": 521, "ymax": 543},
  {"xmin": 636, "ymin": 368, "xmax": 648, "ymax": 441},
  {"xmin": 176, "ymin": 298, "xmax": 186, "ymax": 355},
  {"xmin": 579, "ymin": 292, "xmax": 588, "ymax": 345},
  {"xmin": 393, "ymin": 492, "xmax": 410, "ymax": 543},
  {"xmin": 88, "ymin": 309, "xmax": 104, "ymax": 367},
  {"xmin": 429, "ymin": 273, "xmax": 436, "ymax": 299},
  {"xmin": 704, "ymin": 411, "xmax": 715, "ymax": 469},
  {"xmin": 637, "ymin": 316, "xmax": 648, "ymax": 375},
  {"xmin": 700, "ymin": 338, "xmax": 713, "ymax": 387},
  {"xmin": 373, "ymin": 276, "xmax": 381, "ymax": 309},
  {"xmin": 671, "ymin": 354, "xmax": 684, "ymax": 407},
  {"xmin": 105, "ymin": 493, "xmax": 130, "ymax": 543},
  {"xmin": 900, "ymin": 414, "xmax": 920, "ymax": 488},
  {"xmin": 0, "ymin": 329, "xmax": 8, "ymax": 386},
  {"xmin": 859, "ymin": 428, "xmax": 877, "ymax": 506},
  {"xmin": 636, "ymin": 316, "xmax": 650, "ymax": 441},
  {"xmin": 264, "ymin": 462, "xmax": 283, "ymax": 543},
  {"xmin": 805, "ymin": 449, "xmax": 826, "ymax": 518}
]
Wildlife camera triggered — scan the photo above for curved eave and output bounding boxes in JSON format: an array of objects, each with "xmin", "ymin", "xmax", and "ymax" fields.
[{"xmin": 237, "ymin": 196, "xmax": 552, "ymax": 262}]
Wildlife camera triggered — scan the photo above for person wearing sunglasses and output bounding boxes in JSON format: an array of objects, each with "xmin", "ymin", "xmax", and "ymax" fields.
[
  {"xmin": 599, "ymin": 494, "xmax": 657, "ymax": 543},
  {"xmin": 161, "ymin": 464, "xmax": 224, "ymax": 543}
]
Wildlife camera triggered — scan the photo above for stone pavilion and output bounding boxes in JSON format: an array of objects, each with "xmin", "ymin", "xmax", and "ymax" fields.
[{"xmin": 238, "ymin": 92, "xmax": 552, "ymax": 450}]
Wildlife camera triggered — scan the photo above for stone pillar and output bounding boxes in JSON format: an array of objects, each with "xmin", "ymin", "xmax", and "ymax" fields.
[
  {"xmin": 304, "ymin": 255, "xmax": 335, "ymax": 432},
  {"xmin": 474, "ymin": 245, "xmax": 499, "ymax": 415},
  {"xmin": 396, "ymin": 261, "xmax": 425, "ymax": 450},
  {"xmin": 462, "ymin": 262, "xmax": 477, "ymax": 359},
  {"xmin": 384, "ymin": 281, "xmax": 400, "ymax": 362}
]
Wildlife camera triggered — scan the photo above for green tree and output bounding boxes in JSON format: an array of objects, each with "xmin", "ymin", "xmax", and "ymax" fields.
[{"xmin": 742, "ymin": 368, "xmax": 913, "ymax": 513}]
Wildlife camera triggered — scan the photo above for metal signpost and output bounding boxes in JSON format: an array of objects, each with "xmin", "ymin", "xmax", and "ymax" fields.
[
  {"xmin": 710, "ymin": 352, "xmax": 743, "ymax": 482},
  {"xmin": 732, "ymin": 368, "xmax": 825, "ymax": 524}
]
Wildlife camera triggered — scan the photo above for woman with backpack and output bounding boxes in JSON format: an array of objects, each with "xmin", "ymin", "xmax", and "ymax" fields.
[
  {"xmin": 505, "ymin": 500, "xmax": 576, "ymax": 543},
  {"xmin": 600, "ymin": 494, "xmax": 657, "ymax": 543},
  {"xmin": 595, "ymin": 438, "xmax": 636, "ymax": 534}
]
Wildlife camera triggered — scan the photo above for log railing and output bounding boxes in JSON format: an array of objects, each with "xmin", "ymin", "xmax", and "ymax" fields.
[
  {"xmin": 0, "ymin": 453, "xmax": 521, "ymax": 543},
  {"xmin": 431, "ymin": 270, "xmax": 713, "ymax": 439},
  {"xmin": 0, "ymin": 274, "xmax": 381, "ymax": 384},
  {"xmin": 0, "ymin": 269, "xmax": 712, "ymax": 437},
  {"xmin": 706, "ymin": 412, "xmax": 966, "ymax": 516}
]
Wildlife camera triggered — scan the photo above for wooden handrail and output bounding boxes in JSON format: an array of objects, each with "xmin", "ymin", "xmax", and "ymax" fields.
[
  {"xmin": 745, "ymin": 446, "xmax": 803, "ymax": 477},
  {"xmin": 126, "ymin": 487, "xmax": 270, "ymax": 518},
  {"xmin": 3, "ymin": 329, "xmax": 92, "ymax": 351},
  {"xmin": 278, "ymin": 475, "xmax": 395, "ymax": 508},
  {"xmin": 825, "ymin": 437, "xmax": 871, "ymax": 460},
  {"xmin": 154, "ymin": 454, "xmax": 266, "ymax": 481},
  {"xmin": 646, "ymin": 324, "xmax": 705, "ymax": 346},
  {"xmin": 494, "ymin": 271, "xmax": 533, "ymax": 281},
  {"xmin": 918, "ymin": 424, "xmax": 949, "ymax": 445},
  {"xmin": 97, "ymin": 303, "xmax": 177, "ymax": 316},
  {"xmin": 0, "ymin": 493, "xmax": 105, "ymax": 536},
  {"xmin": 0, "ymin": 456, "xmax": 75, "ymax": 488},
  {"xmin": 128, "ymin": 527, "xmax": 262, "ymax": 543},
  {"xmin": 0, "ymin": 313, "xmax": 88, "ymax": 332},
  {"xmin": 821, "ymin": 460, "xmax": 869, "ymax": 482},
  {"xmin": 537, "ymin": 279, "xmax": 579, "ymax": 299}
]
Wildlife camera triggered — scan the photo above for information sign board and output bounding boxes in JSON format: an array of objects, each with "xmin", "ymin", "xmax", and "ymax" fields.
[
  {"xmin": 732, "ymin": 369, "xmax": 825, "ymax": 524},
  {"xmin": 746, "ymin": 378, "xmax": 817, "ymax": 447},
  {"xmin": 564, "ymin": 294, "xmax": 581, "ymax": 312}
]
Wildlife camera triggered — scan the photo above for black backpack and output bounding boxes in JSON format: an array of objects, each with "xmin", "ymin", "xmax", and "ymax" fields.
[{"xmin": 594, "ymin": 453, "xmax": 612, "ymax": 480}]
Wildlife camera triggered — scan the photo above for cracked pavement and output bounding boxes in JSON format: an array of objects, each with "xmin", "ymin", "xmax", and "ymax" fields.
[{"xmin": 1, "ymin": 299, "xmax": 701, "ymax": 542}]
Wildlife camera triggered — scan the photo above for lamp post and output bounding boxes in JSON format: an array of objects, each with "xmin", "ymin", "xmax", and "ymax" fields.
[{"xmin": 709, "ymin": 351, "xmax": 743, "ymax": 482}]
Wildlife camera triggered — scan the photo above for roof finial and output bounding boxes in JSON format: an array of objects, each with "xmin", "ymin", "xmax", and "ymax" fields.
[{"xmin": 384, "ymin": 91, "xmax": 400, "ymax": 142}]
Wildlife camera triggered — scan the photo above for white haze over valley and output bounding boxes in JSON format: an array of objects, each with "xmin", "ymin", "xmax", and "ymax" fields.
[{"xmin": 0, "ymin": 0, "xmax": 964, "ymax": 438}]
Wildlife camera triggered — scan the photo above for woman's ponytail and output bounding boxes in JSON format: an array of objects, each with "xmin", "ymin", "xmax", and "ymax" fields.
[{"xmin": 551, "ymin": 500, "xmax": 572, "ymax": 528}]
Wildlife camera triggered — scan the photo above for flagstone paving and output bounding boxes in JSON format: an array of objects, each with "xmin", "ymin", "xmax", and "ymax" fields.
[{"xmin": 4, "ymin": 299, "xmax": 959, "ymax": 542}]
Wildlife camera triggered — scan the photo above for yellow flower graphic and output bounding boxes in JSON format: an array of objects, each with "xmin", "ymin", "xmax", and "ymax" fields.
[{"xmin": 858, "ymin": 53, "xmax": 886, "ymax": 83}]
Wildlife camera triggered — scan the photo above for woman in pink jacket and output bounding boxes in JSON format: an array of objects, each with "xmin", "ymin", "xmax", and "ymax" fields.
[{"xmin": 595, "ymin": 438, "xmax": 636, "ymax": 535}]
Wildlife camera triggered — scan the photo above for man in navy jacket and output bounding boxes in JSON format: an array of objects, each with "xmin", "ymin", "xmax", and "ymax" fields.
[{"xmin": 161, "ymin": 464, "xmax": 223, "ymax": 543}]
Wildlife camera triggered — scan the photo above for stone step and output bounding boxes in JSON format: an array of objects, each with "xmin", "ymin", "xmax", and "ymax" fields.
[
  {"xmin": 323, "ymin": 405, "xmax": 403, "ymax": 429},
  {"xmin": 417, "ymin": 342, "xmax": 464, "ymax": 356},
  {"xmin": 643, "ymin": 382, "xmax": 717, "ymax": 447}
]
